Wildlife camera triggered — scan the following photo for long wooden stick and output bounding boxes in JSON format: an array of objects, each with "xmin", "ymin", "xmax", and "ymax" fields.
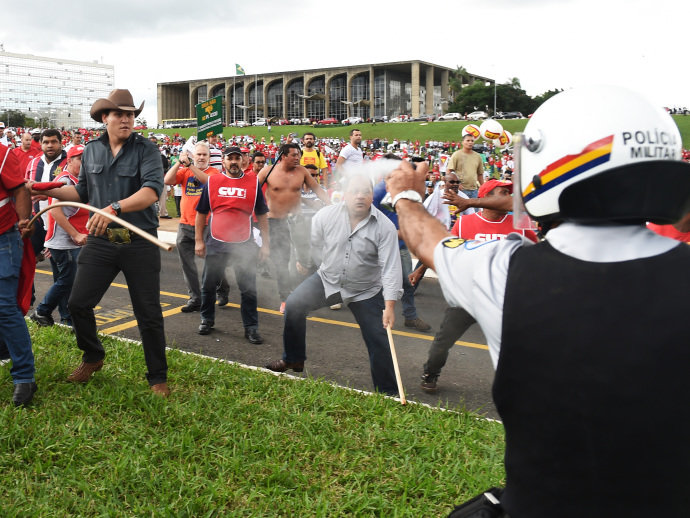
[
  {"xmin": 386, "ymin": 324, "xmax": 407, "ymax": 405},
  {"xmin": 28, "ymin": 201, "xmax": 173, "ymax": 252}
]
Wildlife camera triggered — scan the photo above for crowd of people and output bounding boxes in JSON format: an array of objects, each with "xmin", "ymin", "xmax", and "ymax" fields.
[{"xmin": 1, "ymin": 84, "xmax": 689, "ymax": 516}]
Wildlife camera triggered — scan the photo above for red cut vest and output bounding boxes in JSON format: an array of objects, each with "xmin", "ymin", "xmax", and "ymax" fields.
[
  {"xmin": 44, "ymin": 171, "xmax": 88, "ymax": 244},
  {"xmin": 207, "ymin": 173, "xmax": 258, "ymax": 243}
]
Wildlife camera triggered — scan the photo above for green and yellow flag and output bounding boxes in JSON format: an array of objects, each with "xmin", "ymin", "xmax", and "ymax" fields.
[{"xmin": 236, "ymin": 64, "xmax": 246, "ymax": 76}]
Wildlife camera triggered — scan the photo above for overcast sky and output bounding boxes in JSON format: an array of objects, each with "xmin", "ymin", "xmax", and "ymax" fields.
[{"xmin": 3, "ymin": 0, "xmax": 688, "ymax": 124}]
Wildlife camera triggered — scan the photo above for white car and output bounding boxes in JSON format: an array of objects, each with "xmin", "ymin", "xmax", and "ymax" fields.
[
  {"xmin": 252, "ymin": 118, "xmax": 267, "ymax": 126},
  {"xmin": 301, "ymin": 118, "xmax": 312, "ymax": 125},
  {"xmin": 289, "ymin": 118, "xmax": 302, "ymax": 125},
  {"xmin": 341, "ymin": 116, "xmax": 363, "ymax": 125},
  {"xmin": 439, "ymin": 112, "xmax": 461, "ymax": 121},
  {"xmin": 231, "ymin": 120, "xmax": 249, "ymax": 128},
  {"xmin": 467, "ymin": 111, "xmax": 489, "ymax": 121}
]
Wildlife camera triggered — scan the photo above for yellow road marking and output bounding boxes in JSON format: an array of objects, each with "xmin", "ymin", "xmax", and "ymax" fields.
[{"xmin": 35, "ymin": 269, "xmax": 489, "ymax": 351}]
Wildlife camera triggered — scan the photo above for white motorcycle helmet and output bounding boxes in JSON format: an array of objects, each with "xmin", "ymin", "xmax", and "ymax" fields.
[{"xmin": 514, "ymin": 85, "xmax": 690, "ymax": 225}]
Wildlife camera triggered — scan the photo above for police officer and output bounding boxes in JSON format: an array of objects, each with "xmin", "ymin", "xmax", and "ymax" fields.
[{"xmin": 387, "ymin": 86, "xmax": 690, "ymax": 517}]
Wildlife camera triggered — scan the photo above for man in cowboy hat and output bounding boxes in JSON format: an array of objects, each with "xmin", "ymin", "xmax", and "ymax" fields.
[{"xmin": 29, "ymin": 89, "xmax": 170, "ymax": 397}]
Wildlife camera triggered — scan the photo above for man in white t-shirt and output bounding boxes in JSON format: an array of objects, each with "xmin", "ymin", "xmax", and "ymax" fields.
[{"xmin": 335, "ymin": 128, "xmax": 363, "ymax": 171}]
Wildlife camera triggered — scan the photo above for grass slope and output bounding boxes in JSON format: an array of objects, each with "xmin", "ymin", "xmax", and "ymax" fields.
[
  {"xmin": 1, "ymin": 323, "xmax": 505, "ymax": 517},
  {"xmin": 149, "ymin": 116, "xmax": 690, "ymax": 149}
]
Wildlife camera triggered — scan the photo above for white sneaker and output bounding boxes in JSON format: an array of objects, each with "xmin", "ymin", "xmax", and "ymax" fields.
[{"xmin": 329, "ymin": 303, "xmax": 342, "ymax": 310}]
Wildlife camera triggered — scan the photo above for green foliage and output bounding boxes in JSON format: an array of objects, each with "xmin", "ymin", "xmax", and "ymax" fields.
[
  {"xmin": 0, "ymin": 110, "xmax": 26, "ymax": 127},
  {"xmin": 0, "ymin": 323, "xmax": 506, "ymax": 516}
]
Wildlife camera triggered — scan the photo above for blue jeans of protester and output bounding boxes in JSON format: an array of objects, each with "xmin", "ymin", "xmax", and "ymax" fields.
[
  {"xmin": 36, "ymin": 247, "xmax": 80, "ymax": 324},
  {"xmin": 68, "ymin": 232, "xmax": 167, "ymax": 385},
  {"xmin": 400, "ymin": 247, "xmax": 417, "ymax": 320},
  {"xmin": 200, "ymin": 240, "xmax": 259, "ymax": 329},
  {"xmin": 0, "ymin": 227, "xmax": 36, "ymax": 383},
  {"xmin": 461, "ymin": 189, "xmax": 478, "ymax": 199},
  {"xmin": 282, "ymin": 272, "xmax": 398, "ymax": 395}
]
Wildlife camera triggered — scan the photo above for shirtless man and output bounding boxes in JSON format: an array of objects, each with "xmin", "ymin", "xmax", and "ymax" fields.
[{"xmin": 257, "ymin": 142, "xmax": 330, "ymax": 312}]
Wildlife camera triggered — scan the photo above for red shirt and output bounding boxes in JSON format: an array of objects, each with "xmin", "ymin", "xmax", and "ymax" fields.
[
  {"xmin": 11, "ymin": 147, "xmax": 41, "ymax": 177},
  {"xmin": 452, "ymin": 212, "xmax": 538, "ymax": 243},
  {"xmin": 0, "ymin": 144, "xmax": 25, "ymax": 234}
]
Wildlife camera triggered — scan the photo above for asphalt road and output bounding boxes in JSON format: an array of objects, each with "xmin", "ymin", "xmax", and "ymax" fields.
[{"xmin": 33, "ymin": 230, "xmax": 498, "ymax": 419}]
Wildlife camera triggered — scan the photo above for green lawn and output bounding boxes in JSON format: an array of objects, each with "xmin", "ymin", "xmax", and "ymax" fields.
[
  {"xmin": 146, "ymin": 115, "xmax": 690, "ymax": 150},
  {"xmin": 0, "ymin": 323, "xmax": 505, "ymax": 517}
]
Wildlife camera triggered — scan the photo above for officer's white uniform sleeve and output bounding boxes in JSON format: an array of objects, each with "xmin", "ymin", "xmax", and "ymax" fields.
[{"xmin": 432, "ymin": 234, "xmax": 530, "ymax": 367}]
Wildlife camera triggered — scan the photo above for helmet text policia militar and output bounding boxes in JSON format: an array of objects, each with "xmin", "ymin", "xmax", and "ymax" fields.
[{"xmin": 513, "ymin": 85, "xmax": 690, "ymax": 225}]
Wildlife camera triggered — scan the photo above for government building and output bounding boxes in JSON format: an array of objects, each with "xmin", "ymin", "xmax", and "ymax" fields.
[
  {"xmin": 0, "ymin": 50, "xmax": 114, "ymax": 129},
  {"xmin": 157, "ymin": 60, "xmax": 492, "ymax": 124}
]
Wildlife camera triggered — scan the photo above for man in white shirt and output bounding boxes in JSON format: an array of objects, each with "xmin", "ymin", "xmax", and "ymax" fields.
[{"xmin": 335, "ymin": 128, "xmax": 363, "ymax": 171}]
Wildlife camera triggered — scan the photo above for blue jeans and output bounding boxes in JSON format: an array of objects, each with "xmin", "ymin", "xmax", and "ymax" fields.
[
  {"xmin": 0, "ymin": 228, "xmax": 36, "ymax": 383},
  {"xmin": 282, "ymin": 272, "xmax": 398, "ymax": 395},
  {"xmin": 36, "ymin": 247, "xmax": 80, "ymax": 324},
  {"xmin": 461, "ymin": 189, "xmax": 478, "ymax": 199},
  {"xmin": 200, "ymin": 240, "xmax": 258, "ymax": 329},
  {"xmin": 400, "ymin": 247, "xmax": 417, "ymax": 320},
  {"xmin": 269, "ymin": 218, "xmax": 292, "ymax": 301}
]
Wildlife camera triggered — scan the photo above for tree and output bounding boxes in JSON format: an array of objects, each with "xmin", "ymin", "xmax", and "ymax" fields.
[
  {"xmin": 532, "ymin": 89, "xmax": 564, "ymax": 110},
  {"xmin": 0, "ymin": 109, "xmax": 26, "ymax": 127},
  {"xmin": 135, "ymin": 117, "xmax": 148, "ymax": 128}
]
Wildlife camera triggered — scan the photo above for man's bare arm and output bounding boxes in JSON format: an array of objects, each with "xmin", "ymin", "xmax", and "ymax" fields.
[
  {"xmin": 304, "ymin": 169, "xmax": 331, "ymax": 204},
  {"xmin": 442, "ymin": 191, "xmax": 512, "ymax": 212}
]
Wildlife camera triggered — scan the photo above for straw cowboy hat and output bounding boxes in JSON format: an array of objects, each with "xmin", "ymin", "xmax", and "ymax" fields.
[{"xmin": 90, "ymin": 89, "xmax": 144, "ymax": 122}]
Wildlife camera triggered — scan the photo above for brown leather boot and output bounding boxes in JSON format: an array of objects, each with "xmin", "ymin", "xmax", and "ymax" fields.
[
  {"xmin": 151, "ymin": 382, "xmax": 171, "ymax": 397},
  {"xmin": 66, "ymin": 360, "xmax": 104, "ymax": 383}
]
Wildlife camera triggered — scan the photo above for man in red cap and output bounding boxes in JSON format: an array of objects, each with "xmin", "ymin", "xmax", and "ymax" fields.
[
  {"xmin": 414, "ymin": 179, "xmax": 537, "ymax": 393},
  {"xmin": 31, "ymin": 144, "xmax": 88, "ymax": 327}
]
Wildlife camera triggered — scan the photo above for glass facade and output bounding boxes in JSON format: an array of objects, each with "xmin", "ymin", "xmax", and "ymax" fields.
[
  {"xmin": 351, "ymin": 73, "xmax": 369, "ymax": 120},
  {"xmin": 286, "ymin": 79, "xmax": 303, "ymax": 119},
  {"xmin": 307, "ymin": 77, "xmax": 325, "ymax": 121},
  {"xmin": 374, "ymin": 70, "xmax": 386, "ymax": 118},
  {"xmin": 266, "ymin": 80, "xmax": 283, "ymax": 120},
  {"xmin": 196, "ymin": 85, "xmax": 208, "ymax": 104},
  {"xmin": 1, "ymin": 51, "xmax": 114, "ymax": 129},
  {"xmin": 329, "ymin": 75, "xmax": 347, "ymax": 121},
  {"xmin": 228, "ymin": 82, "xmax": 244, "ymax": 123},
  {"xmin": 247, "ymin": 81, "xmax": 264, "ymax": 123}
]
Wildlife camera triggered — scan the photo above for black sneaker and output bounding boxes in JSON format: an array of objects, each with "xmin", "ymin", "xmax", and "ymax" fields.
[
  {"xmin": 420, "ymin": 373, "xmax": 439, "ymax": 393},
  {"xmin": 198, "ymin": 321, "xmax": 214, "ymax": 335},
  {"xmin": 245, "ymin": 328, "xmax": 264, "ymax": 344},
  {"xmin": 13, "ymin": 382, "xmax": 37, "ymax": 407},
  {"xmin": 181, "ymin": 301, "xmax": 201, "ymax": 313},
  {"xmin": 217, "ymin": 294, "xmax": 229, "ymax": 307},
  {"xmin": 30, "ymin": 311, "xmax": 54, "ymax": 327}
]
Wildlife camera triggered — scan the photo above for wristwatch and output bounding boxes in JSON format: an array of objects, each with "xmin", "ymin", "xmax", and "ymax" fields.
[
  {"xmin": 110, "ymin": 202, "xmax": 122, "ymax": 216},
  {"xmin": 391, "ymin": 190, "xmax": 423, "ymax": 211}
]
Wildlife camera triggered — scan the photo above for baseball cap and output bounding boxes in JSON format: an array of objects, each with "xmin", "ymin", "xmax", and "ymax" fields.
[
  {"xmin": 31, "ymin": 128, "xmax": 41, "ymax": 135},
  {"xmin": 67, "ymin": 145, "xmax": 85, "ymax": 159},
  {"xmin": 240, "ymin": 147, "xmax": 250, "ymax": 153},
  {"xmin": 224, "ymin": 146, "xmax": 242, "ymax": 157},
  {"xmin": 0, "ymin": 122, "xmax": 4, "ymax": 128},
  {"xmin": 478, "ymin": 179, "xmax": 513, "ymax": 198}
]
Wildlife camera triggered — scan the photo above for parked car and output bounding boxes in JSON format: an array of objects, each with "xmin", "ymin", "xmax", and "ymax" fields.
[
  {"xmin": 467, "ymin": 111, "xmax": 489, "ymax": 120},
  {"xmin": 317, "ymin": 117, "xmax": 338, "ymax": 125},
  {"xmin": 372, "ymin": 115, "xmax": 388, "ymax": 123},
  {"xmin": 252, "ymin": 118, "xmax": 267, "ymax": 126},
  {"xmin": 229, "ymin": 120, "xmax": 249, "ymax": 127},
  {"xmin": 499, "ymin": 111, "xmax": 524, "ymax": 119},
  {"xmin": 289, "ymin": 118, "xmax": 302, "ymax": 125},
  {"xmin": 134, "ymin": 124, "xmax": 147, "ymax": 130},
  {"xmin": 439, "ymin": 112, "xmax": 461, "ymax": 121},
  {"xmin": 301, "ymin": 117, "xmax": 312, "ymax": 125},
  {"xmin": 341, "ymin": 116, "xmax": 363, "ymax": 125}
]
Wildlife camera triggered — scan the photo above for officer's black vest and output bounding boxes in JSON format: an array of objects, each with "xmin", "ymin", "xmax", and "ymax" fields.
[{"xmin": 495, "ymin": 240, "xmax": 690, "ymax": 518}]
